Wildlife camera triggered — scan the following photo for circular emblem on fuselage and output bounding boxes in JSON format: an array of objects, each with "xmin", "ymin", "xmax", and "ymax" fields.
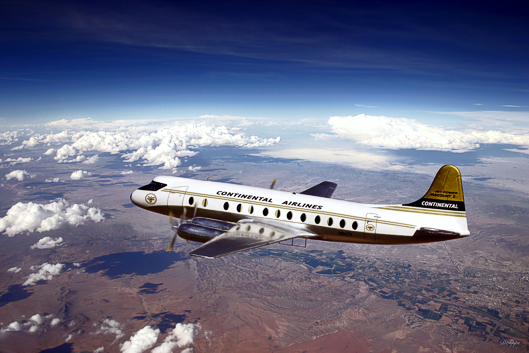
[
  {"xmin": 366, "ymin": 224, "xmax": 375, "ymax": 232},
  {"xmin": 145, "ymin": 193, "xmax": 157, "ymax": 205}
]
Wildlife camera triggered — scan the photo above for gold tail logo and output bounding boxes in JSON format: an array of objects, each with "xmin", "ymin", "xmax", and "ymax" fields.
[{"xmin": 404, "ymin": 165, "xmax": 465, "ymax": 211}]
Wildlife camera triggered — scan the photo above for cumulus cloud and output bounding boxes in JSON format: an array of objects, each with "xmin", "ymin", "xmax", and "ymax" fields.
[
  {"xmin": 70, "ymin": 170, "xmax": 92, "ymax": 180},
  {"xmin": 120, "ymin": 325, "xmax": 160, "ymax": 353},
  {"xmin": 0, "ymin": 199, "xmax": 104, "ymax": 237},
  {"xmin": 0, "ymin": 130, "xmax": 21, "ymax": 146},
  {"xmin": 0, "ymin": 313, "xmax": 59, "ymax": 333},
  {"xmin": 152, "ymin": 323, "xmax": 199, "ymax": 353},
  {"xmin": 1, "ymin": 157, "xmax": 33, "ymax": 165},
  {"xmin": 7, "ymin": 267, "xmax": 22, "ymax": 273},
  {"xmin": 94, "ymin": 347, "xmax": 105, "ymax": 353},
  {"xmin": 45, "ymin": 177, "xmax": 65, "ymax": 183},
  {"xmin": 83, "ymin": 154, "xmax": 99, "ymax": 164},
  {"xmin": 14, "ymin": 119, "xmax": 280, "ymax": 169},
  {"xmin": 94, "ymin": 319, "xmax": 124, "ymax": 341},
  {"xmin": 5, "ymin": 170, "xmax": 36, "ymax": 181},
  {"xmin": 188, "ymin": 165, "xmax": 201, "ymax": 172},
  {"xmin": 120, "ymin": 170, "xmax": 133, "ymax": 175},
  {"xmin": 23, "ymin": 263, "xmax": 64, "ymax": 286},
  {"xmin": 31, "ymin": 236, "xmax": 64, "ymax": 249},
  {"xmin": 328, "ymin": 114, "xmax": 529, "ymax": 152}
]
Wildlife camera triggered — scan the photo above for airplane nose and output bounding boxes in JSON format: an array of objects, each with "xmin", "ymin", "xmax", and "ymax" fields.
[{"xmin": 130, "ymin": 190, "xmax": 143, "ymax": 207}]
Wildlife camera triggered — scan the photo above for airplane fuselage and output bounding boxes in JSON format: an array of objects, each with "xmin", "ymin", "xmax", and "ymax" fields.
[{"xmin": 131, "ymin": 175, "xmax": 469, "ymax": 245}]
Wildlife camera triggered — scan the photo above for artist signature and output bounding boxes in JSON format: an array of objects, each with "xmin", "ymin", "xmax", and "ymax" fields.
[{"xmin": 500, "ymin": 339, "xmax": 520, "ymax": 347}]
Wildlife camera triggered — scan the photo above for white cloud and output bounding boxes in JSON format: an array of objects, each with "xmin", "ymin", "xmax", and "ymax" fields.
[
  {"xmin": 15, "ymin": 119, "xmax": 280, "ymax": 169},
  {"xmin": 259, "ymin": 148, "xmax": 399, "ymax": 171},
  {"xmin": 0, "ymin": 130, "xmax": 21, "ymax": 146},
  {"xmin": 23, "ymin": 263, "xmax": 64, "ymax": 286},
  {"xmin": 31, "ymin": 236, "xmax": 64, "ymax": 249},
  {"xmin": 354, "ymin": 104, "xmax": 377, "ymax": 108},
  {"xmin": 0, "ymin": 314, "xmax": 57, "ymax": 333},
  {"xmin": 120, "ymin": 325, "xmax": 160, "ymax": 353},
  {"xmin": 30, "ymin": 314, "xmax": 43, "ymax": 325},
  {"xmin": 94, "ymin": 347, "xmax": 105, "ymax": 353},
  {"xmin": 44, "ymin": 148, "xmax": 55, "ymax": 155},
  {"xmin": 188, "ymin": 165, "xmax": 201, "ymax": 172},
  {"xmin": 310, "ymin": 133, "xmax": 334, "ymax": 140},
  {"xmin": 328, "ymin": 114, "xmax": 529, "ymax": 152},
  {"xmin": 1, "ymin": 157, "xmax": 33, "ymax": 165},
  {"xmin": 5, "ymin": 170, "xmax": 36, "ymax": 181},
  {"xmin": 83, "ymin": 154, "xmax": 99, "ymax": 164},
  {"xmin": 0, "ymin": 198, "xmax": 104, "ymax": 237},
  {"xmin": 7, "ymin": 267, "xmax": 21, "ymax": 273},
  {"xmin": 51, "ymin": 318, "xmax": 60, "ymax": 327},
  {"xmin": 70, "ymin": 170, "xmax": 93, "ymax": 180},
  {"xmin": 65, "ymin": 334, "xmax": 73, "ymax": 342},
  {"xmin": 152, "ymin": 323, "xmax": 201, "ymax": 353},
  {"xmin": 94, "ymin": 319, "xmax": 124, "ymax": 341},
  {"xmin": 1, "ymin": 321, "xmax": 21, "ymax": 332},
  {"xmin": 120, "ymin": 170, "xmax": 133, "ymax": 175},
  {"xmin": 45, "ymin": 177, "xmax": 65, "ymax": 183}
]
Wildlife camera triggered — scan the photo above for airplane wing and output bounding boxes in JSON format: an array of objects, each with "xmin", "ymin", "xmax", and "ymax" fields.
[
  {"xmin": 300, "ymin": 181, "xmax": 337, "ymax": 198},
  {"xmin": 189, "ymin": 219, "xmax": 316, "ymax": 259}
]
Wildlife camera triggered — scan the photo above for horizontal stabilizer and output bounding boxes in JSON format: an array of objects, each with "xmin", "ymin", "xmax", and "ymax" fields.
[{"xmin": 300, "ymin": 181, "xmax": 337, "ymax": 198}]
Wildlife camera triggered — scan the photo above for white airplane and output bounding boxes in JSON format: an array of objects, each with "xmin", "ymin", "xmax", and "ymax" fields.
[{"xmin": 130, "ymin": 165, "xmax": 469, "ymax": 259}]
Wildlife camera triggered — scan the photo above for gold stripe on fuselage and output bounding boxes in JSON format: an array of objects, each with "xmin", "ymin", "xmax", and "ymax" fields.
[{"xmin": 161, "ymin": 188, "xmax": 417, "ymax": 230}]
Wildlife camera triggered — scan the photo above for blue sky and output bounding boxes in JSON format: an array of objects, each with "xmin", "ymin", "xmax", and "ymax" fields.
[{"xmin": 1, "ymin": 0, "xmax": 528, "ymax": 124}]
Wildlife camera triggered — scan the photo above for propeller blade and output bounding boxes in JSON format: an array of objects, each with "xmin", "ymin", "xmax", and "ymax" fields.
[
  {"xmin": 270, "ymin": 178, "xmax": 277, "ymax": 189},
  {"xmin": 192, "ymin": 202, "xmax": 198, "ymax": 218},
  {"xmin": 168, "ymin": 209, "xmax": 179, "ymax": 227},
  {"xmin": 168, "ymin": 231, "xmax": 178, "ymax": 252}
]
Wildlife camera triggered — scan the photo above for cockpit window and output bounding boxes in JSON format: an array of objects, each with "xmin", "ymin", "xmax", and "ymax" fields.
[{"xmin": 138, "ymin": 180, "xmax": 167, "ymax": 191}]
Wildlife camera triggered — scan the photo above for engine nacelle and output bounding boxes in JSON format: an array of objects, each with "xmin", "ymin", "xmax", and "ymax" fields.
[{"xmin": 177, "ymin": 218, "xmax": 236, "ymax": 243}]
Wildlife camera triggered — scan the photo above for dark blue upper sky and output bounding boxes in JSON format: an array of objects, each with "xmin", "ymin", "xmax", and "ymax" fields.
[{"xmin": 1, "ymin": 0, "xmax": 528, "ymax": 123}]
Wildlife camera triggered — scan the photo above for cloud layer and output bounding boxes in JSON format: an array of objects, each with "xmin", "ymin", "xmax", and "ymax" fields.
[
  {"xmin": 328, "ymin": 114, "xmax": 529, "ymax": 152},
  {"xmin": 13, "ymin": 119, "xmax": 280, "ymax": 170},
  {"xmin": 0, "ymin": 199, "xmax": 104, "ymax": 237}
]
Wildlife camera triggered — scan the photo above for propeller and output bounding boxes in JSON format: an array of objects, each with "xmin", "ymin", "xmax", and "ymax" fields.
[
  {"xmin": 167, "ymin": 202, "xmax": 198, "ymax": 252},
  {"xmin": 168, "ymin": 207, "xmax": 186, "ymax": 252},
  {"xmin": 269, "ymin": 178, "xmax": 277, "ymax": 190}
]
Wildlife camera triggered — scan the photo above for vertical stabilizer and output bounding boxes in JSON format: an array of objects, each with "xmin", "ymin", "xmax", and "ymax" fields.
[{"xmin": 404, "ymin": 165, "xmax": 465, "ymax": 211}]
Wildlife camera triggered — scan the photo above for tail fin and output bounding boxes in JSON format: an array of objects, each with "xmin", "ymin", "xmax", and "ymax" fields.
[{"xmin": 404, "ymin": 165, "xmax": 465, "ymax": 211}]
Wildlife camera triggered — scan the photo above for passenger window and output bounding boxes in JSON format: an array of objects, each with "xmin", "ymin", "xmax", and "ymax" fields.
[
  {"xmin": 340, "ymin": 219, "xmax": 345, "ymax": 228},
  {"xmin": 223, "ymin": 202, "xmax": 229, "ymax": 211},
  {"xmin": 249, "ymin": 205, "xmax": 254, "ymax": 214},
  {"xmin": 315, "ymin": 215, "xmax": 321, "ymax": 224},
  {"xmin": 188, "ymin": 196, "xmax": 194, "ymax": 205},
  {"xmin": 202, "ymin": 199, "xmax": 208, "ymax": 207},
  {"xmin": 327, "ymin": 217, "xmax": 333, "ymax": 226},
  {"xmin": 300, "ymin": 213, "xmax": 306, "ymax": 222},
  {"xmin": 352, "ymin": 221, "xmax": 358, "ymax": 230},
  {"xmin": 237, "ymin": 204, "xmax": 242, "ymax": 213},
  {"xmin": 287, "ymin": 211, "xmax": 292, "ymax": 220},
  {"xmin": 275, "ymin": 210, "xmax": 281, "ymax": 218},
  {"xmin": 263, "ymin": 208, "xmax": 269, "ymax": 216}
]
